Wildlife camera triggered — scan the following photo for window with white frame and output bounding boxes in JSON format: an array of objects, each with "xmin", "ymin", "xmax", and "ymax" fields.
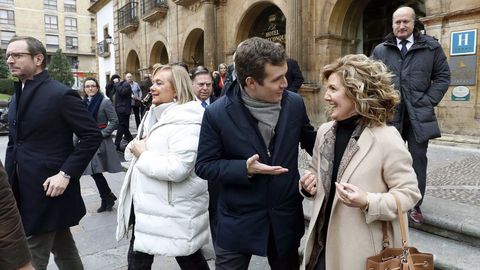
[
  {"xmin": 65, "ymin": 17, "xmax": 77, "ymax": 31},
  {"xmin": 0, "ymin": 30, "xmax": 15, "ymax": 46},
  {"xmin": 45, "ymin": 15, "xmax": 57, "ymax": 30},
  {"xmin": 45, "ymin": 34, "xmax": 59, "ymax": 49},
  {"xmin": 64, "ymin": 0, "xmax": 76, "ymax": 12},
  {"xmin": 0, "ymin": 9, "xmax": 14, "ymax": 25},
  {"xmin": 44, "ymin": 0, "xmax": 57, "ymax": 10},
  {"xmin": 0, "ymin": 0, "xmax": 14, "ymax": 5},
  {"xmin": 66, "ymin": 36, "xmax": 78, "ymax": 49}
]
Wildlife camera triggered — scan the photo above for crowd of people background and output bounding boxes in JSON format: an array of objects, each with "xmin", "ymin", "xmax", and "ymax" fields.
[{"xmin": 0, "ymin": 5, "xmax": 450, "ymax": 270}]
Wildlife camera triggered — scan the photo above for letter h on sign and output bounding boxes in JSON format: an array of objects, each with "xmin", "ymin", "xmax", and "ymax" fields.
[{"xmin": 450, "ymin": 29, "xmax": 477, "ymax": 56}]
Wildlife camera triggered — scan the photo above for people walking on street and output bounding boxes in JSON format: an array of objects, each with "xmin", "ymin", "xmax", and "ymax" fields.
[
  {"xmin": 300, "ymin": 54, "xmax": 421, "ymax": 270},
  {"xmin": 116, "ymin": 64, "xmax": 210, "ymax": 270},
  {"xmin": 5, "ymin": 36, "xmax": 102, "ymax": 270},
  {"xmin": 81, "ymin": 77, "xmax": 123, "ymax": 213},
  {"xmin": 113, "ymin": 74, "xmax": 134, "ymax": 152},
  {"xmin": 371, "ymin": 6, "xmax": 450, "ymax": 224},
  {"xmin": 0, "ymin": 162, "xmax": 34, "ymax": 270},
  {"xmin": 195, "ymin": 37, "xmax": 316, "ymax": 270},
  {"xmin": 126, "ymin": 73, "xmax": 144, "ymax": 128},
  {"xmin": 212, "ymin": 63, "xmax": 227, "ymax": 98}
]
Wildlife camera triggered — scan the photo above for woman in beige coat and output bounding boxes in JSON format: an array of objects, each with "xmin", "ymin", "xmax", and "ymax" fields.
[{"xmin": 300, "ymin": 54, "xmax": 421, "ymax": 270}]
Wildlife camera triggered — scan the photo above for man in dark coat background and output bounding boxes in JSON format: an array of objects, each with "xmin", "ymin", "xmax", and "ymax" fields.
[
  {"xmin": 5, "ymin": 36, "xmax": 102, "ymax": 270},
  {"xmin": 195, "ymin": 37, "xmax": 316, "ymax": 270},
  {"xmin": 371, "ymin": 6, "xmax": 450, "ymax": 223},
  {"xmin": 113, "ymin": 74, "xmax": 133, "ymax": 151}
]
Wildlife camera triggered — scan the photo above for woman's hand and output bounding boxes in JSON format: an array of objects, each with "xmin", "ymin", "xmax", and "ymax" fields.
[
  {"xmin": 131, "ymin": 139, "xmax": 147, "ymax": 158},
  {"xmin": 300, "ymin": 170, "xmax": 317, "ymax": 196},
  {"xmin": 335, "ymin": 182, "xmax": 368, "ymax": 209}
]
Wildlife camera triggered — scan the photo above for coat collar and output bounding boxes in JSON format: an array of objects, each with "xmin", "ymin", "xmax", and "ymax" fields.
[
  {"xmin": 14, "ymin": 70, "xmax": 50, "ymax": 119},
  {"xmin": 225, "ymin": 82, "xmax": 291, "ymax": 161}
]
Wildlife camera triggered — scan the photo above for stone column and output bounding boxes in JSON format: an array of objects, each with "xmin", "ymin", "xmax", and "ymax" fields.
[
  {"xmin": 202, "ymin": 0, "xmax": 216, "ymax": 71},
  {"xmin": 287, "ymin": 0, "xmax": 302, "ymax": 64}
]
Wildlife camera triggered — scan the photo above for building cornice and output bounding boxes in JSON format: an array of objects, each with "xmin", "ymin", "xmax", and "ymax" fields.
[
  {"xmin": 421, "ymin": 6, "xmax": 480, "ymax": 25},
  {"xmin": 88, "ymin": 0, "xmax": 111, "ymax": 14}
]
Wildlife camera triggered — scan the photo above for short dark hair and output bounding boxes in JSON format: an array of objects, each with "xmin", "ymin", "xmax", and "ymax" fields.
[
  {"xmin": 234, "ymin": 37, "xmax": 287, "ymax": 87},
  {"xmin": 189, "ymin": 66, "xmax": 211, "ymax": 80},
  {"xmin": 9, "ymin": 36, "xmax": 47, "ymax": 69}
]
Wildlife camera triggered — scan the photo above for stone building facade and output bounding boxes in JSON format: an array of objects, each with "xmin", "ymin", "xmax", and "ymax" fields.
[{"xmin": 91, "ymin": 0, "xmax": 480, "ymax": 136}]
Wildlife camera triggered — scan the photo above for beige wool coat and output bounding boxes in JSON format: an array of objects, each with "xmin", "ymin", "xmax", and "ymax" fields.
[{"xmin": 301, "ymin": 121, "xmax": 421, "ymax": 270}]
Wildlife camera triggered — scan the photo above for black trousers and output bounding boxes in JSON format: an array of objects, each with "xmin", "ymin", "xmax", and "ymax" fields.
[
  {"xmin": 127, "ymin": 230, "xmax": 209, "ymax": 270},
  {"xmin": 215, "ymin": 229, "xmax": 300, "ymax": 270},
  {"xmin": 115, "ymin": 113, "xmax": 133, "ymax": 148},
  {"xmin": 131, "ymin": 106, "xmax": 145, "ymax": 129},
  {"xmin": 402, "ymin": 117, "xmax": 428, "ymax": 207},
  {"xmin": 91, "ymin": 173, "xmax": 111, "ymax": 199}
]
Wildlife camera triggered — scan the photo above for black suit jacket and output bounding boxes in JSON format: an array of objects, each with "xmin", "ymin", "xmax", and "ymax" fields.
[
  {"xmin": 6, "ymin": 70, "xmax": 102, "ymax": 235},
  {"xmin": 286, "ymin": 58, "xmax": 304, "ymax": 92}
]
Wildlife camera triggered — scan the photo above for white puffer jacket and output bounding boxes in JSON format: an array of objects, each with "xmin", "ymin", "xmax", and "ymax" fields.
[{"xmin": 116, "ymin": 101, "xmax": 209, "ymax": 256}]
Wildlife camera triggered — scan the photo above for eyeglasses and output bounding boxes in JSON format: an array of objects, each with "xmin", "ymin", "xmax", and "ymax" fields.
[
  {"xmin": 5, "ymin": 52, "xmax": 32, "ymax": 60},
  {"xmin": 196, "ymin": 82, "xmax": 212, "ymax": 87},
  {"xmin": 84, "ymin": 85, "xmax": 98, "ymax": 89}
]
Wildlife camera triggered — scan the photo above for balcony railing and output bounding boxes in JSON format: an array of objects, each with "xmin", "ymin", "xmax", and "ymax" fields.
[
  {"xmin": 171, "ymin": 0, "xmax": 198, "ymax": 6},
  {"xmin": 97, "ymin": 40, "xmax": 110, "ymax": 57},
  {"xmin": 141, "ymin": 0, "xmax": 168, "ymax": 23},
  {"xmin": 118, "ymin": 2, "xmax": 139, "ymax": 34}
]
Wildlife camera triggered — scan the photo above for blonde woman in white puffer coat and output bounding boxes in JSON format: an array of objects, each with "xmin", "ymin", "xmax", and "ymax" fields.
[{"xmin": 116, "ymin": 64, "xmax": 210, "ymax": 270}]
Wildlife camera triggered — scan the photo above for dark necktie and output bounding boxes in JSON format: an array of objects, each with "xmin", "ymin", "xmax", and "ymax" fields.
[
  {"xmin": 400, "ymin": 39, "xmax": 408, "ymax": 58},
  {"xmin": 201, "ymin": 101, "xmax": 207, "ymax": 108}
]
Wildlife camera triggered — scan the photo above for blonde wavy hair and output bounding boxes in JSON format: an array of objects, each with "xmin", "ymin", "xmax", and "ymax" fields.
[
  {"xmin": 321, "ymin": 54, "xmax": 400, "ymax": 127},
  {"xmin": 151, "ymin": 64, "xmax": 196, "ymax": 105}
]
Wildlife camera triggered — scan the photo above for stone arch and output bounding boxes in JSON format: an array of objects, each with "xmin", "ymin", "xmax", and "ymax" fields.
[
  {"xmin": 235, "ymin": 1, "xmax": 287, "ymax": 46},
  {"xmin": 182, "ymin": 28, "xmax": 204, "ymax": 68},
  {"xmin": 150, "ymin": 41, "xmax": 169, "ymax": 68},
  {"xmin": 126, "ymin": 50, "xmax": 141, "ymax": 81}
]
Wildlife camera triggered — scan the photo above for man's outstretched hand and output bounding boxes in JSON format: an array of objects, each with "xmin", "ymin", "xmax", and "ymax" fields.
[{"xmin": 246, "ymin": 154, "xmax": 288, "ymax": 176}]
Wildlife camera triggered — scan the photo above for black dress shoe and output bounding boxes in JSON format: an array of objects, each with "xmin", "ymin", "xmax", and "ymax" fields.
[{"xmin": 409, "ymin": 207, "xmax": 424, "ymax": 224}]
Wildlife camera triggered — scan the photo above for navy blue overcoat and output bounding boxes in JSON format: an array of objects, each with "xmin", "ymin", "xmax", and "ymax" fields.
[
  {"xmin": 6, "ymin": 70, "xmax": 102, "ymax": 236},
  {"xmin": 195, "ymin": 82, "xmax": 316, "ymax": 256}
]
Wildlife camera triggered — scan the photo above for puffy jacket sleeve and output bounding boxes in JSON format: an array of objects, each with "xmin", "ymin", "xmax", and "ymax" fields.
[
  {"xmin": 364, "ymin": 127, "xmax": 421, "ymax": 224},
  {"xmin": 135, "ymin": 123, "xmax": 201, "ymax": 182},
  {"xmin": 425, "ymin": 45, "xmax": 450, "ymax": 106}
]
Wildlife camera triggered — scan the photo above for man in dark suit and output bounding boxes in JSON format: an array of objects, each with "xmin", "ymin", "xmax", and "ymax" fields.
[
  {"xmin": 5, "ymin": 36, "xmax": 102, "ymax": 270},
  {"xmin": 275, "ymin": 43, "xmax": 304, "ymax": 93},
  {"xmin": 371, "ymin": 6, "xmax": 450, "ymax": 223},
  {"xmin": 195, "ymin": 37, "xmax": 316, "ymax": 270},
  {"xmin": 113, "ymin": 75, "xmax": 133, "ymax": 151},
  {"xmin": 190, "ymin": 66, "xmax": 216, "ymax": 107}
]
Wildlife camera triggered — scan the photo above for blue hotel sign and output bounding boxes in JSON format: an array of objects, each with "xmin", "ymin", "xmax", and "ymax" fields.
[{"xmin": 450, "ymin": 29, "xmax": 477, "ymax": 56}]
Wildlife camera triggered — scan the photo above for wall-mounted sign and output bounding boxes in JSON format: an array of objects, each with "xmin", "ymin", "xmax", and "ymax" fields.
[
  {"xmin": 449, "ymin": 55, "xmax": 477, "ymax": 85},
  {"xmin": 451, "ymin": 86, "xmax": 470, "ymax": 101},
  {"xmin": 450, "ymin": 29, "xmax": 477, "ymax": 56}
]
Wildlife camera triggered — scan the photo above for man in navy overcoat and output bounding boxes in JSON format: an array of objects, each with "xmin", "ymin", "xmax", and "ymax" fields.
[
  {"xmin": 195, "ymin": 37, "xmax": 316, "ymax": 270},
  {"xmin": 5, "ymin": 36, "xmax": 102, "ymax": 270}
]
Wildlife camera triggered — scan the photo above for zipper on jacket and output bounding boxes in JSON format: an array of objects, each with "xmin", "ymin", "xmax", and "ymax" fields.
[
  {"xmin": 267, "ymin": 149, "xmax": 271, "ymax": 157},
  {"xmin": 167, "ymin": 182, "xmax": 173, "ymax": 206}
]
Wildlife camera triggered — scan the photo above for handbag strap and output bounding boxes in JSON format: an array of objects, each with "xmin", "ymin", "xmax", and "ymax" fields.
[{"xmin": 392, "ymin": 194, "xmax": 417, "ymax": 270}]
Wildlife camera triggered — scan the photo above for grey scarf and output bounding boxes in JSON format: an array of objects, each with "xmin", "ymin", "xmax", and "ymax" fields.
[{"xmin": 240, "ymin": 85, "xmax": 281, "ymax": 148}]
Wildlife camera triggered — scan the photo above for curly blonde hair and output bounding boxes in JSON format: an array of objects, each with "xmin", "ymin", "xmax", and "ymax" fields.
[
  {"xmin": 321, "ymin": 54, "xmax": 400, "ymax": 127},
  {"xmin": 152, "ymin": 64, "xmax": 196, "ymax": 105}
]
